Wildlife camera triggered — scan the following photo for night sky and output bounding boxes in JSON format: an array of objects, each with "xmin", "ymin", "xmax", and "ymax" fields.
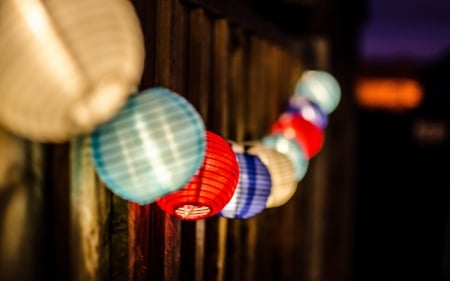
[{"xmin": 360, "ymin": 0, "xmax": 450, "ymax": 63}]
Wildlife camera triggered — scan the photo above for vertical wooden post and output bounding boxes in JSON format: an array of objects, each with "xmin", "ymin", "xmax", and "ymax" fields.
[
  {"xmin": 70, "ymin": 136, "xmax": 112, "ymax": 281},
  {"xmin": 179, "ymin": 6, "xmax": 211, "ymax": 281},
  {"xmin": 203, "ymin": 17, "xmax": 230, "ymax": 281},
  {"xmin": 0, "ymin": 130, "xmax": 46, "ymax": 281},
  {"xmin": 223, "ymin": 25, "xmax": 247, "ymax": 281}
]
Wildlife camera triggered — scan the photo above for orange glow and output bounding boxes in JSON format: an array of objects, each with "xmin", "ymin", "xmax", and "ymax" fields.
[{"xmin": 356, "ymin": 78, "xmax": 423, "ymax": 111}]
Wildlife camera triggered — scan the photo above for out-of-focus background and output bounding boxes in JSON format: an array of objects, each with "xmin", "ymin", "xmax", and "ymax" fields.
[{"xmin": 355, "ymin": 0, "xmax": 450, "ymax": 280}]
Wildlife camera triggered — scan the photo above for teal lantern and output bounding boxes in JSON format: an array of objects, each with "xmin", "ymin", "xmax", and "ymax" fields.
[
  {"xmin": 262, "ymin": 134, "xmax": 309, "ymax": 182},
  {"xmin": 91, "ymin": 87, "xmax": 206, "ymax": 205},
  {"xmin": 295, "ymin": 70, "xmax": 341, "ymax": 114}
]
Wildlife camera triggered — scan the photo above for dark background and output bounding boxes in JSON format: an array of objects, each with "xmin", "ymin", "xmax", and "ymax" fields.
[{"xmin": 355, "ymin": 0, "xmax": 450, "ymax": 280}]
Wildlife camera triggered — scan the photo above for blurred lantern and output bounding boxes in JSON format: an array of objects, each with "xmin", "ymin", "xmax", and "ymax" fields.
[
  {"xmin": 91, "ymin": 87, "xmax": 206, "ymax": 205},
  {"xmin": 295, "ymin": 70, "xmax": 341, "ymax": 114},
  {"xmin": 285, "ymin": 96, "xmax": 328, "ymax": 129},
  {"xmin": 0, "ymin": 0, "xmax": 145, "ymax": 142},
  {"xmin": 248, "ymin": 143, "xmax": 298, "ymax": 208},
  {"xmin": 271, "ymin": 112, "xmax": 324, "ymax": 159},
  {"xmin": 219, "ymin": 150, "xmax": 272, "ymax": 219},
  {"xmin": 262, "ymin": 134, "xmax": 309, "ymax": 181},
  {"xmin": 157, "ymin": 131, "xmax": 239, "ymax": 220}
]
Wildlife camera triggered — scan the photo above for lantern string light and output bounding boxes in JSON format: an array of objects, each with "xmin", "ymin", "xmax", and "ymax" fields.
[
  {"xmin": 87, "ymin": 69, "xmax": 341, "ymax": 220},
  {"xmin": 0, "ymin": 0, "xmax": 341, "ymax": 219}
]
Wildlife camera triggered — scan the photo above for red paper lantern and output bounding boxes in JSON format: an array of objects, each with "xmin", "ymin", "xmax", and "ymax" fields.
[
  {"xmin": 157, "ymin": 131, "xmax": 240, "ymax": 220},
  {"xmin": 270, "ymin": 112, "xmax": 324, "ymax": 159}
]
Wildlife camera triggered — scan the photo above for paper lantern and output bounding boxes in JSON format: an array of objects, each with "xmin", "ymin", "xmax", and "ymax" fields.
[
  {"xmin": 248, "ymin": 143, "xmax": 298, "ymax": 208},
  {"xmin": 271, "ymin": 112, "xmax": 324, "ymax": 159},
  {"xmin": 219, "ymin": 152, "xmax": 272, "ymax": 219},
  {"xmin": 295, "ymin": 70, "xmax": 341, "ymax": 114},
  {"xmin": 262, "ymin": 134, "xmax": 309, "ymax": 181},
  {"xmin": 91, "ymin": 87, "xmax": 206, "ymax": 205},
  {"xmin": 157, "ymin": 131, "xmax": 239, "ymax": 220},
  {"xmin": 286, "ymin": 95, "xmax": 328, "ymax": 129},
  {"xmin": 0, "ymin": 0, "xmax": 145, "ymax": 142}
]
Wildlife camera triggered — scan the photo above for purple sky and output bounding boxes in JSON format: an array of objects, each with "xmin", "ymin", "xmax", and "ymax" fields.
[{"xmin": 360, "ymin": 0, "xmax": 450, "ymax": 62}]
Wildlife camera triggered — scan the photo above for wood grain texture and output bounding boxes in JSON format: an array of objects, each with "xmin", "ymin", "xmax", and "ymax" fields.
[
  {"xmin": 70, "ymin": 136, "xmax": 112, "ymax": 281},
  {"xmin": 0, "ymin": 130, "xmax": 45, "ymax": 281},
  {"xmin": 202, "ymin": 18, "xmax": 231, "ymax": 281}
]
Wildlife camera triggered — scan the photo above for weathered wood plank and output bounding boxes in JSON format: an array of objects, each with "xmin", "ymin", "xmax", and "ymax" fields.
[
  {"xmin": 179, "ymin": 6, "xmax": 212, "ymax": 281},
  {"xmin": 203, "ymin": 17, "xmax": 230, "ymax": 281},
  {"xmin": 223, "ymin": 25, "xmax": 248, "ymax": 281},
  {"xmin": 147, "ymin": 1, "xmax": 187, "ymax": 281},
  {"xmin": 130, "ymin": 0, "xmax": 156, "ymax": 90},
  {"xmin": 0, "ymin": 129, "xmax": 45, "ymax": 281},
  {"xmin": 70, "ymin": 136, "xmax": 112, "ymax": 281},
  {"xmin": 186, "ymin": 7, "xmax": 212, "ymax": 122},
  {"xmin": 181, "ymin": 0, "xmax": 301, "ymax": 49},
  {"xmin": 127, "ymin": 1, "xmax": 156, "ymax": 280}
]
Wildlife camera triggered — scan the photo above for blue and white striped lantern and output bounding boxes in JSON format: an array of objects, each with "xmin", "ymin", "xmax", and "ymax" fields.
[
  {"xmin": 248, "ymin": 143, "xmax": 298, "ymax": 208},
  {"xmin": 219, "ymin": 152, "xmax": 272, "ymax": 219},
  {"xmin": 286, "ymin": 95, "xmax": 328, "ymax": 129},
  {"xmin": 91, "ymin": 87, "xmax": 206, "ymax": 205},
  {"xmin": 262, "ymin": 134, "xmax": 309, "ymax": 182}
]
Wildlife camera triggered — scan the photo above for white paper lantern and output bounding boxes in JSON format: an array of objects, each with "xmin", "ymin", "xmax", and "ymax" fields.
[
  {"xmin": 0, "ymin": 0, "xmax": 145, "ymax": 142},
  {"xmin": 248, "ymin": 143, "xmax": 298, "ymax": 208}
]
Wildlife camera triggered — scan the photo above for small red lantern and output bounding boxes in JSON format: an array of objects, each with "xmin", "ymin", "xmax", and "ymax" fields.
[
  {"xmin": 157, "ymin": 131, "xmax": 240, "ymax": 220},
  {"xmin": 270, "ymin": 112, "xmax": 324, "ymax": 159}
]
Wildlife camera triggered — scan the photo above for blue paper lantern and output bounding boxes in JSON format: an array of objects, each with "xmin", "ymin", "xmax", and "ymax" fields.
[
  {"xmin": 262, "ymin": 134, "xmax": 309, "ymax": 182},
  {"xmin": 91, "ymin": 87, "xmax": 206, "ymax": 205},
  {"xmin": 286, "ymin": 96, "xmax": 328, "ymax": 129},
  {"xmin": 219, "ymin": 152, "xmax": 272, "ymax": 219},
  {"xmin": 295, "ymin": 70, "xmax": 341, "ymax": 114}
]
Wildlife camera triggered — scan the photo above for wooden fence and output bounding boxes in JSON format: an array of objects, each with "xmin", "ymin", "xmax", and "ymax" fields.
[{"xmin": 0, "ymin": 1, "xmax": 359, "ymax": 280}]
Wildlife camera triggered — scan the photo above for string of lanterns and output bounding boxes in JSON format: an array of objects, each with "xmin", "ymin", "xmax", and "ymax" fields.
[
  {"xmin": 91, "ymin": 70, "xmax": 341, "ymax": 221},
  {"xmin": 0, "ymin": 0, "xmax": 341, "ymax": 221}
]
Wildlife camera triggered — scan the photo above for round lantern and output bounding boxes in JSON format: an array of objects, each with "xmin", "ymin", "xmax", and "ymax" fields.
[
  {"xmin": 0, "ymin": 0, "xmax": 145, "ymax": 142},
  {"xmin": 262, "ymin": 134, "xmax": 309, "ymax": 181},
  {"xmin": 157, "ymin": 131, "xmax": 239, "ymax": 220},
  {"xmin": 271, "ymin": 112, "xmax": 324, "ymax": 159},
  {"xmin": 295, "ymin": 70, "xmax": 341, "ymax": 114},
  {"xmin": 219, "ymin": 152, "xmax": 272, "ymax": 219},
  {"xmin": 248, "ymin": 143, "xmax": 298, "ymax": 208},
  {"xmin": 286, "ymin": 96, "xmax": 328, "ymax": 129},
  {"xmin": 91, "ymin": 87, "xmax": 206, "ymax": 205}
]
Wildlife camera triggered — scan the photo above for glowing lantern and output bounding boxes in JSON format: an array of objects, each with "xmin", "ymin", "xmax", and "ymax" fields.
[
  {"xmin": 91, "ymin": 87, "xmax": 206, "ymax": 205},
  {"xmin": 271, "ymin": 112, "xmax": 324, "ymax": 159},
  {"xmin": 248, "ymin": 143, "xmax": 298, "ymax": 208},
  {"xmin": 219, "ymin": 151, "xmax": 272, "ymax": 219},
  {"xmin": 295, "ymin": 70, "xmax": 341, "ymax": 114},
  {"xmin": 157, "ymin": 131, "xmax": 239, "ymax": 220},
  {"xmin": 262, "ymin": 134, "xmax": 309, "ymax": 182},
  {"xmin": 285, "ymin": 96, "xmax": 328, "ymax": 129},
  {"xmin": 0, "ymin": 0, "xmax": 145, "ymax": 142}
]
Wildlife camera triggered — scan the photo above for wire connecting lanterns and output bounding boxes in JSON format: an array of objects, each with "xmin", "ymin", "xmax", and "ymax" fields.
[
  {"xmin": 91, "ymin": 87, "xmax": 206, "ymax": 205},
  {"xmin": 0, "ymin": 0, "xmax": 145, "ymax": 142},
  {"xmin": 219, "ymin": 151, "xmax": 272, "ymax": 219},
  {"xmin": 157, "ymin": 131, "xmax": 240, "ymax": 221}
]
